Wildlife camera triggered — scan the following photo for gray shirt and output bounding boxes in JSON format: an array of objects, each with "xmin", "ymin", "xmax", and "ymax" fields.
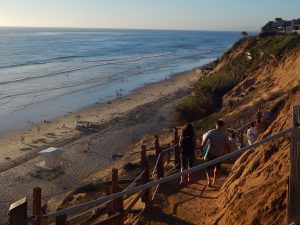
[{"xmin": 202, "ymin": 129, "xmax": 230, "ymax": 156}]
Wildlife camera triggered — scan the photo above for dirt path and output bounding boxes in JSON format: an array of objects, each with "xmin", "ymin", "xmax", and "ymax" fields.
[{"xmin": 137, "ymin": 162, "xmax": 232, "ymax": 225}]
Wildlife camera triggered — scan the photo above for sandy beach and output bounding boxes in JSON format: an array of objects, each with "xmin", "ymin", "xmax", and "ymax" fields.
[{"xmin": 0, "ymin": 68, "xmax": 201, "ymax": 222}]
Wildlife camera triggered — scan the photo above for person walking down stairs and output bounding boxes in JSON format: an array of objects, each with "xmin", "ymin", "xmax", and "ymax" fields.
[
  {"xmin": 202, "ymin": 120, "xmax": 230, "ymax": 187},
  {"xmin": 247, "ymin": 121, "xmax": 258, "ymax": 145},
  {"xmin": 179, "ymin": 123, "xmax": 196, "ymax": 185}
]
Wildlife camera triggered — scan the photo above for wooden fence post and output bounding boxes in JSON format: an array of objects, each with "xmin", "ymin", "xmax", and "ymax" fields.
[
  {"xmin": 166, "ymin": 144, "xmax": 171, "ymax": 164},
  {"xmin": 105, "ymin": 181, "xmax": 113, "ymax": 216},
  {"xmin": 174, "ymin": 128, "xmax": 180, "ymax": 169},
  {"xmin": 55, "ymin": 214, "xmax": 67, "ymax": 225},
  {"xmin": 154, "ymin": 135, "xmax": 160, "ymax": 158},
  {"xmin": 141, "ymin": 145, "xmax": 151, "ymax": 209},
  {"xmin": 112, "ymin": 168, "xmax": 124, "ymax": 225},
  {"xmin": 9, "ymin": 197, "xmax": 27, "ymax": 225},
  {"xmin": 155, "ymin": 135, "xmax": 164, "ymax": 178},
  {"xmin": 288, "ymin": 105, "xmax": 300, "ymax": 224},
  {"xmin": 33, "ymin": 187, "xmax": 41, "ymax": 225}
]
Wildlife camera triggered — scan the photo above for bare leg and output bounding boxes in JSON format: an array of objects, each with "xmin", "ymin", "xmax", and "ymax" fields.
[
  {"xmin": 187, "ymin": 172, "xmax": 192, "ymax": 183},
  {"xmin": 212, "ymin": 166, "xmax": 219, "ymax": 185},
  {"xmin": 180, "ymin": 167, "xmax": 187, "ymax": 184},
  {"xmin": 206, "ymin": 169, "xmax": 212, "ymax": 187}
]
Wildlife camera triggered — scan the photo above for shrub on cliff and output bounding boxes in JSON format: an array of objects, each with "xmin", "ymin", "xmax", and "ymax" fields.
[
  {"xmin": 175, "ymin": 34, "xmax": 300, "ymax": 124},
  {"xmin": 175, "ymin": 68, "xmax": 242, "ymax": 123}
]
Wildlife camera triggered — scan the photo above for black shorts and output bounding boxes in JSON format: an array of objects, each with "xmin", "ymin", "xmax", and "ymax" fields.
[
  {"xmin": 206, "ymin": 154, "xmax": 221, "ymax": 170},
  {"xmin": 181, "ymin": 153, "xmax": 195, "ymax": 169}
]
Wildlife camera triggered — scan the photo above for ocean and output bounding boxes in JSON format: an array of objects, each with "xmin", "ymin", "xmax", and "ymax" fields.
[{"xmin": 0, "ymin": 27, "xmax": 241, "ymax": 134}]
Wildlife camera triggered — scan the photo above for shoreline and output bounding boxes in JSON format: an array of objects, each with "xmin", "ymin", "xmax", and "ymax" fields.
[{"xmin": 0, "ymin": 68, "xmax": 202, "ymax": 172}]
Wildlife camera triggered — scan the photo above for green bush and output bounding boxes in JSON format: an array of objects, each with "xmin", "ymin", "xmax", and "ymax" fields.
[
  {"xmin": 175, "ymin": 68, "xmax": 241, "ymax": 123},
  {"xmin": 252, "ymin": 33, "xmax": 300, "ymax": 57}
]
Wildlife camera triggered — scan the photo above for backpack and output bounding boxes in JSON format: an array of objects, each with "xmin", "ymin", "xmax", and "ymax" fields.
[{"xmin": 180, "ymin": 136, "xmax": 195, "ymax": 155}]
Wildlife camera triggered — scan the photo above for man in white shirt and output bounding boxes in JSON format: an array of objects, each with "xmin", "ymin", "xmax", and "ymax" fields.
[
  {"xmin": 202, "ymin": 120, "xmax": 230, "ymax": 187},
  {"xmin": 247, "ymin": 122, "xmax": 258, "ymax": 145}
]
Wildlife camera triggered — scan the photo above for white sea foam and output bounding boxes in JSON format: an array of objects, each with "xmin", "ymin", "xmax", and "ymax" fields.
[{"xmin": 0, "ymin": 28, "xmax": 241, "ymax": 132}]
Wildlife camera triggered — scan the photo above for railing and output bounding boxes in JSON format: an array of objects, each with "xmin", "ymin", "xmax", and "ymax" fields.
[
  {"xmin": 8, "ymin": 106, "xmax": 300, "ymax": 225},
  {"xmin": 8, "ymin": 127, "xmax": 181, "ymax": 225}
]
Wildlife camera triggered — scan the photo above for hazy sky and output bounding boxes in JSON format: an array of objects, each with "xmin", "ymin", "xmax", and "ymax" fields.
[{"xmin": 0, "ymin": 0, "xmax": 299, "ymax": 31}]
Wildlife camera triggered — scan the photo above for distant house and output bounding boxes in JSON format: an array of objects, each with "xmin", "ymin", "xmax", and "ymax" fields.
[
  {"xmin": 283, "ymin": 21, "xmax": 293, "ymax": 33},
  {"xmin": 261, "ymin": 18, "xmax": 300, "ymax": 35}
]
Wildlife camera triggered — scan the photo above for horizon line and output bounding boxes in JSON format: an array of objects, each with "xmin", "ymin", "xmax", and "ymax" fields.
[{"xmin": 0, "ymin": 25, "xmax": 260, "ymax": 33}]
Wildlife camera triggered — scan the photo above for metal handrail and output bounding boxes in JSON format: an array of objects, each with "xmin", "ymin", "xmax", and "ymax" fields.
[
  {"xmin": 151, "ymin": 153, "xmax": 162, "ymax": 178},
  {"xmin": 42, "ymin": 126, "xmax": 296, "ymax": 219},
  {"xmin": 162, "ymin": 143, "xmax": 178, "ymax": 153},
  {"xmin": 123, "ymin": 170, "xmax": 145, "ymax": 192},
  {"xmin": 165, "ymin": 163, "xmax": 180, "ymax": 175},
  {"xmin": 152, "ymin": 184, "xmax": 160, "ymax": 200}
]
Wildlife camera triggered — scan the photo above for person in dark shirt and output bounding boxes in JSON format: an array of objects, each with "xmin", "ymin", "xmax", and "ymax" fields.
[{"xmin": 179, "ymin": 123, "xmax": 196, "ymax": 185}]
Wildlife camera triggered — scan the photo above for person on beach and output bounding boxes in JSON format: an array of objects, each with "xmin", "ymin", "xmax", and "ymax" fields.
[
  {"xmin": 247, "ymin": 122, "xmax": 258, "ymax": 145},
  {"xmin": 21, "ymin": 136, "xmax": 24, "ymax": 143},
  {"xmin": 201, "ymin": 120, "xmax": 230, "ymax": 187},
  {"xmin": 179, "ymin": 123, "xmax": 196, "ymax": 185}
]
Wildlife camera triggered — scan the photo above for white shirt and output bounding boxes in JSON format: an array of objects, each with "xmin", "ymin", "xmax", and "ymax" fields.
[{"xmin": 247, "ymin": 127, "xmax": 258, "ymax": 145}]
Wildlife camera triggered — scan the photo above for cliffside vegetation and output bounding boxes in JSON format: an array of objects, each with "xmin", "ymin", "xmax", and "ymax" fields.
[{"xmin": 175, "ymin": 33, "xmax": 300, "ymax": 125}]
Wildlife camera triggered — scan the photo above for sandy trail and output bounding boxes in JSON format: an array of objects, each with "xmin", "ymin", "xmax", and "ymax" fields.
[{"xmin": 138, "ymin": 162, "xmax": 232, "ymax": 225}]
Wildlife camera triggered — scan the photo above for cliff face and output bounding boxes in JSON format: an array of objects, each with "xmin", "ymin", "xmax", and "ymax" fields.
[{"xmin": 211, "ymin": 35, "xmax": 300, "ymax": 225}]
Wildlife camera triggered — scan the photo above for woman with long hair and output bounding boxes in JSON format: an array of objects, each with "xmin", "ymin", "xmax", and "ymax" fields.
[{"xmin": 179, "ymin": 123, "xmax": 196, "ymax": 185}]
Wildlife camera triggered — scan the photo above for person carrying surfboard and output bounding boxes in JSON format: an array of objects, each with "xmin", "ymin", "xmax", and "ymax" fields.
[{"xmin": 201, "ymin": 119, "xmax": 230, "ymax": 187}]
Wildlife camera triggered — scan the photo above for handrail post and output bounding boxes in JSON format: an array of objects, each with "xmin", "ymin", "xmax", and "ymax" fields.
[
  {"xmin": 155, "ymin": 135, "xmax": 164, "ymax": 178},
  {"xmin": 174, "ymin": 128, "xmax": 180, "ymax": 169},
  {"xmin": 56, "ymin": 214, "xmax": 67, "ymax": 225},
  {"xmin": 288, "ymin": 105, "xmax": 300, "ymax": 224},
  {"xmin": 112, "ymin": 168, "xmax": 124, "ymax": 225},
  {"xmin": 9, "ymin": 197, "xmax": 27, "ymax": 225},
  {"xmin": 33, "ymin": 187, "xmax": 41, "ymax": 225},
  {"xmin": 105, "ymin": 181, "xmax": 113, "ymax": 216},
  {"xmin": 166, "ymin": 145, "xmax": 171, "ymax": 164},
  {"xmin": 154, "ymin": 135, "xmax": 160, "ymax": 158},
  {"xmin": 141, "ymin": 145, "xmax": 151, "ymax": 210}
]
